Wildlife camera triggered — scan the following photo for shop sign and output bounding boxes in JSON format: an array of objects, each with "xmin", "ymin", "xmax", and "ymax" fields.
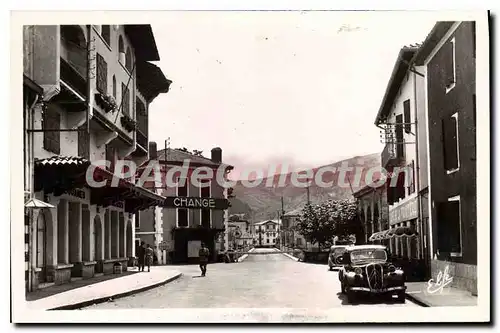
[
  {"xmin": 65, "ymin": 188, "xmax": 87, "ymax": 200},
  {"xmin": 162, "ymin": 196, "xmax": 230, "ymax": 210},
  {"xmin": 389, "ymin": 197, "xmax": 418, "ymax": 225}
]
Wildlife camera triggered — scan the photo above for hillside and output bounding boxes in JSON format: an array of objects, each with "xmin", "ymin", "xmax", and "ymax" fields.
[{"xmin": 230, "ymin": 153, "xmax": 380, "ymax": 222}]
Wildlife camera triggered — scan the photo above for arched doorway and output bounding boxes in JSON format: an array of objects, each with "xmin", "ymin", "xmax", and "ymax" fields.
[
  {"xmin": 36, "ymin": 212, "xmax": 47, "ymax": 281},
  {"xmin": 93, "ymin": 215, "xmax": 103, "ymax": 262}
]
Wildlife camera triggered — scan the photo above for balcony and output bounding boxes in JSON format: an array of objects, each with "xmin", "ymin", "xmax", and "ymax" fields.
[{"xmin": 381, "ymin": 142, "xmax": 405, "ymax": 168}]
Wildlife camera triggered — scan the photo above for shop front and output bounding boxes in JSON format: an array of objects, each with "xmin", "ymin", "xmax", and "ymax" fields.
[{"xmin": 31, "ymin": 156, "xmax": 164, "ymax": 289}]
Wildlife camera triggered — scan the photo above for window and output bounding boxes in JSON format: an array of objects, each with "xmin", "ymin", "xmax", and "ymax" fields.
[
  {"xmin": 78, "ymin": 123, "xmax": 90, "ymax": 159},
  {"xmin": 445, "ymin": 38, "xmax": 456, "ymax": 93},
  {"xmin": 101, "ymin": 25, "xmax": 110, "ymax": 46},
  {"xmin": 177, "ymin": 177, "xmax": 188, "ymax": 197},
  {"xmin": 403, "ymin": 99, "xmax": 411, "ymax": 133},
  {"xmin": 200, "ymin": 179, "xmax": 211, "ymax": 228},
  {"xmin": 267, "ymin": 239, "xmax": 270, "ymax": 244},
  {"xmin": 437, "ymin": 197, "xmax": 462, "ymax": 256},
  {"xmin": 121, "ymin": 83, "xmax": 130, "ymax": 116},
  {"xmin": 126, "ymin": 47, "xmax": 133, "ymax": 72},
  {"xmin": 118, "ymin": 35, "xmax": 124, "ymax": 54},
  {"xmin": 442, "ymin": 113, "xmax": 459, "ymax": 173},
  {"xmin": 112, "ymin": 75, "xmax": 116, "ymax": 99},
  {"xmin": 177, "ymin": 208, "xmax": 188, "ymax": 227},
  {"xmin": 43, "ymin": 106, "xmax": 60, "ymax": 154},
  {"xmin": 96, "ymin": 53, "xmax": 108, "ymax": 94}
]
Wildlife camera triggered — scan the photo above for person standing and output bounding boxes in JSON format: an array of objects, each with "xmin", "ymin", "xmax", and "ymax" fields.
[
  {"xmin": 145, "ymin": 244, "xmax": 154, "ymax": 272},
  {"xmin": 199, "ymin": 242, "xmax": 210, "ymax": 277},
  {"xmin": 137, "ymin": 241, "xmax": 146, "ymax": 272}
]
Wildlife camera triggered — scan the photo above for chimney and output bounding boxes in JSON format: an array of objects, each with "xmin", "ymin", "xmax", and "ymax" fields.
[
  {"xmin": 211, "ymin": 147, "xmax": 222, "ymax": 164},
  {"xmin": 149, "ymin": 142, "xmax": 158, "ymax": 160}
]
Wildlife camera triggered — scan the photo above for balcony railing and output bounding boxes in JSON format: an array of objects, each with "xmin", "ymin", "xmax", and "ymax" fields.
[
  {"xmin": 381, "ymin": 142, "xmax": 405, "ymax": 168},
  {"xmin": 60, "ymin": 57, "xmax": 87, "ymax": 99},
  {"xmin": 136, "ymin": 130, "xmax": 148, "ymax": 151}
]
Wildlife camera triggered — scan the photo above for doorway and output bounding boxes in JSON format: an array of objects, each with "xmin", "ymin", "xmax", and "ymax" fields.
[{"xmin": 36, "ymin": 213, "xmax": 47, "ymax": 282}]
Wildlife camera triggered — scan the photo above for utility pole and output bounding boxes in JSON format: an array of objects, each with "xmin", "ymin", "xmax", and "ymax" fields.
[{"xmin": 306, "ymin": 177, "xmax": 311, "ymax": 204}]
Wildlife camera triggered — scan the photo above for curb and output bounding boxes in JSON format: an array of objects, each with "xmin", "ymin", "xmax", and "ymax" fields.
[
  {"xmin": 405, "ymin": 292, "xmax": 431, "ymax": 307},
  {"xmin": 237, "ymin": 247, "xmax": 256, "ymax": 262},
  {"xmin": 281, "ymin": 252, "xmax": 300, "ymax": 261},
  {"xmin": 48, "ymin": 272, "xmax": 183, "ymax": 310}
]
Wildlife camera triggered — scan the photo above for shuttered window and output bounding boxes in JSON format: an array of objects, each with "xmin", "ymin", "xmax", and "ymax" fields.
[
  {"xmin": 101, "ymin": 25, "xmax": 110, "ymax": 46},
  {"xmin": 201, "ymin": 210, "xmax": 211, "ymax": 228},
  {"xmin": 407, "ymin": 160, "xmax": 415, "ymax": 194},
  {"xmin": 177, "ymin": 178, "xmax": 188, "ymax": 197},
  {"xmin": 436, "ymin": 200, "xmax": 461, "ymax": 254},
  {"xmin": 445, "ymin": 39, "xmax": 455, "ymax": 88},
  {"xmin": 403, "ymin": 99, "xmax": 411, "ymax": 133},
  {"xmin": 96, "ymin": 53, "xmax": 108, "ymax": 94},
  {"xmin": 43, "ymin": 106, "xmax": 60, "ymax": 154},
  {"xmin": 78, "ymin": 123, "xmax": 90, "ymax": 160},
  {"xmin": 121, "ymin": 83, "xmax": 130, "ymax": 116},
  {"xmin": 442, "ymin": 114, "xmax": 459, "ymax": 171}
]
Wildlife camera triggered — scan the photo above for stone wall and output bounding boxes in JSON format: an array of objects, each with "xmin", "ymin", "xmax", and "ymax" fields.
[{"xmin": 431, "ymin": 259, "xmax": 477, "ymax": 295}]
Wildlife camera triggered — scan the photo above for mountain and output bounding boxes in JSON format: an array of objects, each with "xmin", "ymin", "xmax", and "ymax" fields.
[{"xmin": 230, "ymin": 153, "xmax": 380, "ymax": 222}]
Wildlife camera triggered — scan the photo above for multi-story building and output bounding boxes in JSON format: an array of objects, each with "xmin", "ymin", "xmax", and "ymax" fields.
[
  {"xmin": 352, "ymin": 180, "xmax": 389, "ymax": 246},
  {"xmin": 140, "ymin": 146, "xmax": 233, "ymax": 264},
  {"xmin": 281, "ymin": 209, "xmax": 306, "ymax": 248},
  {"xmin": 23, "ymin": 24, "xmax": 170, "ymax": 291},
  {"xmin": 374, "ymin": 44, "xmax": 428, "ymax": 272},
  {"xmin": 253, "ymin": 220, "xmax": 280, "ymax": 247},
  {"xmin": 413, "ymin": 21, "xmax": 477, "ymax": 294},
  {"xmin": 227, "ymin": 214, "xmax": 253, "ymax": 249}
]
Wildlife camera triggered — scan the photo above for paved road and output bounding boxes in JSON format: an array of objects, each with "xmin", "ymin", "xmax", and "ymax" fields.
[{"xmin": 86, "ymin": 248, "xmax": 418, "ymax": 309}]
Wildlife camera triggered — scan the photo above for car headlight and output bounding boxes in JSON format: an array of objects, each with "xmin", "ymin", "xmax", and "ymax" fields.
[{"xmin": 354, "ymin": 267, "xmax": 362, "ymax": 275}]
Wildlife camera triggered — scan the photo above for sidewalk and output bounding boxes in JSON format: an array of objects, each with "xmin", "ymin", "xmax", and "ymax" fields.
[
  {"xmin": 26, "ymin": 266, "xmax": 182, "ymax": 310},
  {"xmin": 405, "ymin": 282, "xmax": 478, "ymax": 307}
]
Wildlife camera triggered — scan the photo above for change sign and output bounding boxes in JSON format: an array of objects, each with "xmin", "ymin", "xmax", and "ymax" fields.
[{"xmin": 162, "ymin": 196, "xmax": 230, "ymax": 210}]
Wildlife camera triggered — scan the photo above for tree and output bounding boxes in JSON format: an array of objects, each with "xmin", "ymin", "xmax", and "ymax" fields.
[{"xmin": 295, "ymin": 199, "xmax": 359, "ymax": 250}]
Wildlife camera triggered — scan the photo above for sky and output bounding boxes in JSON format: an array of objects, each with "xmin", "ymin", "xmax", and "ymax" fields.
[{"xmin": 147, "ymin": 11, "xmax": 437, "ymax": 180}]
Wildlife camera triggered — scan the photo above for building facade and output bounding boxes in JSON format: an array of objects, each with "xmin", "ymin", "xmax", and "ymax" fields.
[
  {"xmin": 414, "ymin": 22, "xmax": 477, "ymax": 294},
  {"xmin": 140, "ymin": 146, "xmax": 233, "ymax": 264},
  {"xmin": 281, "ymin": 210, "xmax": 306, "ymax": 248},
  {"xmin": 374, "ymin": 44, "xmax": 428, "ymax": 272},
  {"xmin": 227, "ymin": 214, "xmax": 253, "ymax": 250},
  {"xmin": 23, "ymin": 24, "xmax": 170, "ymax": 291},
  {"xmin": 253, "ymin": 220, "xmax": 281, "ymax": 247},
  {"xmin": 352, "ymin": 182, "xmax": 389, "ymax": 246}
]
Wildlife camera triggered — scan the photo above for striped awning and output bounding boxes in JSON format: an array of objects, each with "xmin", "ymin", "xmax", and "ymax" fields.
[
  {"xmin": 24, "ymin": 198, "xmax": 55, "ymax": 209},
  {"xmin": 35, "ymin": 156, "xmax": 89, "ymax": 167},
  {"xmin": 369, "ymin": 226, "xmax": 418, "ymax": 241}
]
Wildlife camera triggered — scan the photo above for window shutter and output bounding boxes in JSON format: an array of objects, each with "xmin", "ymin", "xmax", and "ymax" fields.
[
  {"xmin": 395, "ymin": 114, "xmax": 404, "ymax": 158},
  {"xmin": 78, "ymin": 123, "xmax": 90, "ymax": 159},
  {"xmin": 403, "ymin": 100, "xmax": 411, "ymax": 133},
  {"xmin": 121, "ymin": 83, "xmax": 130, "ymax": 116},
  {"xmin": 442, "ymin": 116, "xmax": 459, "ymax": 170},
  {"xmin": 101, "ymin": 25, "xmax": 110, "ymax": 45},
  {"xmin": 43, "ymin": 107, "xmax": 60, "ymax": 154},
  {"xmin": 445, "ymin": 40, "xmax": 454, "ymax": 86},
  {"xmin": 96, "ymin": 53, "xmax": 108, "ymax": 94}
]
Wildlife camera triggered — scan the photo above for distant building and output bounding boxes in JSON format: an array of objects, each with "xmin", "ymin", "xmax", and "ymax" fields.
[
  {"xmin": 253, "ymin": 220, "xmax": 281, "ymax": 247},
  {"xmin": 227, "ymin": 214, "xmax": 253, "ymax": 249}
]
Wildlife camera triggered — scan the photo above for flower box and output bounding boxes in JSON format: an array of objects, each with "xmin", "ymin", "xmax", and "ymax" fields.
[
  {"xmin": 120, "ymin": 115, "xmax": 137, "ymax": 132},
  {"xmin": 95, "ymin": 92, "xmax": 117, "ymax": 113}
]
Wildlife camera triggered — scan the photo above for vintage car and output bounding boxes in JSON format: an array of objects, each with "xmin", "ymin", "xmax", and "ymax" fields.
[
  {"xmin": 327, "ymin": 245, "xmax": 348, "ymax": 271},
  {"xmin": 336, "ymin": 244, "xmax": 406, "ymax": 303}
]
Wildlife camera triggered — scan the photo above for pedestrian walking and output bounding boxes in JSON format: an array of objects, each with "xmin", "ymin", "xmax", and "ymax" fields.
[
  {"xmin": 145, "ymin": 244, "xmax": 154, "ymax": 272},
  {"xmin": 199, "ymin": 242, "xmax": 210, "ymax": 277},
  {"xmin": 137, "ymin": 241, "xmax": 146, "ymax": 272}
]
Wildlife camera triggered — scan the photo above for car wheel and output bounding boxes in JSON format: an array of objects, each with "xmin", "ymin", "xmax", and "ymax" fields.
[
  {"xmin": 396, "ymin": 291, "xmax": 406, "ymax": 303},
  {"xmin": 346, "ymin": 290, "xmax": 356, "ymax": 303},
  {"xmin": 340, "ymin": 282, "xmax": 346, "ymax": 294}
]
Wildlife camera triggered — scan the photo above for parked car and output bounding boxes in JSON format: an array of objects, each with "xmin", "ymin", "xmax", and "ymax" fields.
[
  {"xmin": 337, "ymin": 244, "xmax": 406, "ymax": 303},
  {"xmin": 327, "ymin": 245, "xmax": 348, "ymax": 271}
]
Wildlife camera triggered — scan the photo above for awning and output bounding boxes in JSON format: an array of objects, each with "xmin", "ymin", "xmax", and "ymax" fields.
[
  {"xmin": 34, "ymin": 156, "xmax": 165, "ymax": 213},
  {"xmin": 369, "ymin": 226, "xmax": 418, "ymax": 241},
  {"xmin": 25, "ymin": 198, "xmax": 55, "ymax": 209}
]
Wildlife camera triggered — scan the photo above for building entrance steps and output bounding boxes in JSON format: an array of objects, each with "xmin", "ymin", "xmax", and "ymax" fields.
[
  {"xmin": 26, "ymin": 267, "xmax": 182, "ymax": 310},
  {"xmin": 405, "ymin": 282, "xmax": 478, "ymax": 307}
]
